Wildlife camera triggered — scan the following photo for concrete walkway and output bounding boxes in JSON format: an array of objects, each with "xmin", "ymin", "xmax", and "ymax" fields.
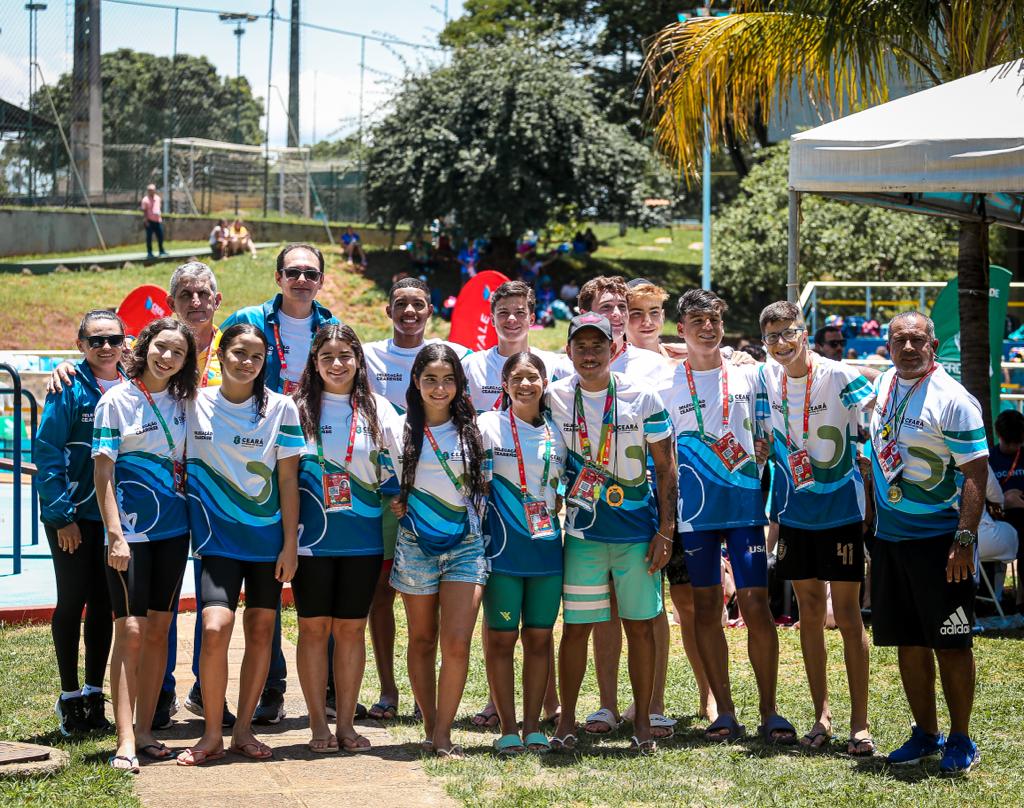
[{"xmin": 134, "ymin": 609, "xmax": 454, "ymax": 808}]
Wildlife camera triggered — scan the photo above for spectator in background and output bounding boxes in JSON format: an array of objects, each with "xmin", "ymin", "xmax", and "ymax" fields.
[
  {"xmin": 141, "ymin": 184, "xmax": 168, "ymax": 260},
  {"xmin": 209, "ymin": 220, "xmax": 229, "ymax": 261},
  {"xmin": 874, "ymin": 345, "xmax": 890, "ymax": 360},
  {"xmin": 813, "ymin": 325, "xmax": 846, "ymax": 361},
  {"xmin": 990, "ymin": 409, "xmax": 1024, "ymax": 610},
  {"xmin": 228, "ymin": 218, "xmax": 257, "ymax": 259},
  {"xmin": 342, "ymin": 226, "xmax": 368, "ymax": 268},
  {"xmin": 583, "ymin": 227, "xmax": 599, "ymax": 254},
  {"xmin": 846, "ymin": 348, "xmax": 860, "ymax": 360},
  {"xmin": 560, "ymin": 278, "xmax": 580, "ymax": 307}
]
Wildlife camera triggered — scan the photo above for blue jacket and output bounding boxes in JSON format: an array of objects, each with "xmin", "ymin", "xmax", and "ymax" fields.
[
  {"xmin": 220, "ymin": 294, "xmax": 339, "ymax": 393},
  {"xmin": 35, "ymin": 360, "xmax": 109, "ymax": 528}
]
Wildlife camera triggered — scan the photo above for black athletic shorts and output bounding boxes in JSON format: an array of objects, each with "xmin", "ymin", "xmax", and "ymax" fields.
[
  {"xmin": 106, "ymin": 534, "xmax": 190, "ymax": 619},
  {"xmin": 871, "ymin": 533, "xmax": 976, "ymax": 650},
  {"xmin": 776, "ymin": 521, "xmax": 865, "ymax": 583},
  {"xmin": 664, "ymin": 534, "xmax": 692, "ymax": 586},
  {"xmin": 200, "ymin": 555, "xmax": 283, "ymax": 612},
  {"xmin": 291, "ymin": 554, "xmax": 383, "ymax": 619}
]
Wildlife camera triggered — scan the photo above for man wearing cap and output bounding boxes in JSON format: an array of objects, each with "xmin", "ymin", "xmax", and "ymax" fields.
[{"xmin": 547, "ymin": 313, "xmax": 677, "ymax": 754}]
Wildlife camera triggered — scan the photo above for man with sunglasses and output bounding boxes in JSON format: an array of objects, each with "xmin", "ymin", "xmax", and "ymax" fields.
[
  {"xmin": 813, "ymin": 325, "xmax": 847, "ymax": 361},
  {"xmin": 758, "ymin": 301, "xmax": 874, "ymax": 756}
]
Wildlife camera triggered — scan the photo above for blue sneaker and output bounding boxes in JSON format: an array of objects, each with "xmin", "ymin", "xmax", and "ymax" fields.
[
  {"xmin": 887, "ymin": 725, "xmax": 945, "ymax": 765},
  {"xmin": 939, "ymin": 733, "xmax": 979, "ymax": 775}
]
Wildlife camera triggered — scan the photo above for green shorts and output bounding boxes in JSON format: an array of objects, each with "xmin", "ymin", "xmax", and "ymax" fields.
[
  {"xmin": 562, "ymin": 534, "xmax": 662, "ymax": 624},
  {"xmin": 381, "ymin": 495, "xmax": 399, "ymax": 561},
  {"xmin": 483, "ymin": 572, "xmax": 562, "ymax": 631}
]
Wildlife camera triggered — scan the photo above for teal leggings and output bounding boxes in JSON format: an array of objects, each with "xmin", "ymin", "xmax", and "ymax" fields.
[{"xmin": 483, "ymin": 572, "xmax": 562, "ymax": 631}]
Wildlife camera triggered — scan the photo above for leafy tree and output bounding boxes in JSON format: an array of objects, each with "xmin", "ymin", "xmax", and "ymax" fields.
[
  {"xmin": 712, "ymin": 142, "xmax": 958, "ymax": 330},
  {"xmin": 642, "ymin": 0, "xmax": 1024, "ymax": 433},
  {"xmin": 366, "ymin": 42, "xmax": 672, "ymax": 252}
]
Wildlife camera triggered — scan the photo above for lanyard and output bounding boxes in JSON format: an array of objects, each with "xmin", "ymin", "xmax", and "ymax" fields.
[
  {"xmin": 316, "ymin": 398, "xmax": 359, "ymax": 473},
  {"xmin": 683, "ymin": 360, "xmax": 728, "ymax": 440},
  {"xmin": 424, "ymin": 425, "xmax": 468, "ymax": 497},
  {"xmin": 780, "ymin": 358, "xmax": 814, "ymax": 451},
  {"xmin": 198, "ymin": 327, "xmax": 219, "ymax": 388},
  {"xmin": 573, "ymin": 376, "xmax": 616, "ymax": 468},
  {"xmin": 271, "ymin": 321, "xmax": 289, "ymax": 380},
  {"xmin": 880, "ymin": 364, "xmax": 936, "ymax": 440},
  {"xmin": 134, "ymin": 379, "xmax": 177, "ymax": 455},
  {"xmin": 1000, "ymin": 447, "xmax": 1021, "ymax": 489},
  {"xmin": 508, "ymin": 410, "xmax": 552, "ymax": 500}
]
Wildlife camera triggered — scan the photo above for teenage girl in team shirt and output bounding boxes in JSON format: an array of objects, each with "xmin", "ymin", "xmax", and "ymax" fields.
[
  {"xmin": 37, "ymin": 310, "xmax": 125, "ymax": 737},
  {"xmin": 176, "ymin": 323, "xmax": 305, "ymax": 766},
  {"xmin": 291, "ymin": 324, "xmax": 397, "ymax": 754},
  {"xmin": 387, "ymin": 343, "xmax": 489, "ymax": 758},
  {"xmin": 93, "ymin": 318, "xmax": 197, "ymax": 772},
  {"xmin": 478, "ymin": 352, "xmax": 567, "ymax": 754}
]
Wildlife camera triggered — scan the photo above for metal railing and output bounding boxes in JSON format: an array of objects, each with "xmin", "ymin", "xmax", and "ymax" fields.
[{"xmin": 0, "ymin": 364, "xmax": 38, "ymax": 575}]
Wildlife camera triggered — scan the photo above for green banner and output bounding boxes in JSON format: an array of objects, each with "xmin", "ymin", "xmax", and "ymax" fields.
[{"xmin": 930, "ymin": 264, "xmax": 1012, "ymax": 419}]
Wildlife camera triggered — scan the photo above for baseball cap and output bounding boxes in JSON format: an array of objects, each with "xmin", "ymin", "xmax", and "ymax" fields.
[{"xmin": 567, "ymin": 312, "xmax": 613, "ymax": 343}]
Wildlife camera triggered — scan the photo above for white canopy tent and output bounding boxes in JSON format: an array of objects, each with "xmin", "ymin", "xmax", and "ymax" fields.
[{"xmin": 786, "ymin": 60, "xmax": 1024, "ymax": 301}]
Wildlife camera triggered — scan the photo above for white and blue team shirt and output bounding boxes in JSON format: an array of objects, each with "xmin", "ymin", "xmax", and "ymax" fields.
[
  {"xmin": 385, "ymin": 416, "xmax": 480, "ymax": 555},
  {"xmin": 92, "ymin": 381, "xmax": 188, "ymax": 543},
  {"xmin": 662, "ymin": 361, "xmax": 768, "ymax": 532},
  {"xmin": 276, "ymin": 310, "xmax": 314, "ymax": 386},
  {"xmin": 363, "ymin": 338, "xmax": 472, "ymax": 414},
  {"xmin": 297, "ymin": 392, "xmax": 397, "ymax": 557},
  {"xmin": 760, "ymin": 356, "xmax": 873, "ymax": 530},
  {"xmin": 547, "ymin": 372, "xmax": 671, "ymax": 543},
  {"xmin": 462, "ymin": 346, "xmax": 563, "ymax": 412},
  {"xmin": 479, "ymin": 410, "xmax": 567, "ymax": 576},
  {"xmin": 185, "ymin": 388, "xmax": 305, "ymax": 561},
  {"xmin": 868, "ymin": 365, "xmax": 988, "ymax": 541}
]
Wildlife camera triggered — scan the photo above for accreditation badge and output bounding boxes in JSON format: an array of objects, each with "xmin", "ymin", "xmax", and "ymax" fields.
[
  {"xmin": 876, "ymin": 439, "xmax": 904, "ymax": 484},
  {"xmin": 709, "ymin": 431, "xmax": 751, "ymax": 472},
  {"xmin": 173, "ymin": 460, "xmax": 187, "ymax": 494},
  {"xmin": 322, "ymin": 472, "xmax": 353, "ymax": 512},
  {"xmin": 283, "ymin": 379, "xmax": 299, "ymax": 395},
  {"xmin": 524, "ymin": 498, "xmax": 557, "ymax": 540},
  {"xmin": 786, "ymin": 449, "xmax": 815, "ymax": 491},
  {"xmin": 567, "ymin": 464, "xmax": 606, "ymax": 512}
]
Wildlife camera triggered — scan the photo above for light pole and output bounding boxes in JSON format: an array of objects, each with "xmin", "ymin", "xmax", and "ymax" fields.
[
  {"xmin": 219, "ymin": 12, "xmax": 257, "ymax": 214},
  {"xmin": 25, "ymin": 2, "xmax": 47, "ymax": 200}
]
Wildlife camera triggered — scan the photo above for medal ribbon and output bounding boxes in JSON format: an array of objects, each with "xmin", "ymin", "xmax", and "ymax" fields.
[
  {"xmin": 880, "ymin": 364, "xmax": 936, "ymax": 441},
  {"xmin": 134, "ymin": 379, "xmax": 178, "ymax": 456},
  {"xmin": 683, "ymin": 360, "xmax": 729, "ymax": 441},
  {"xmin": 316, "ymin": 398, "xmax": 359, "ymax": 474},
  {"xmin": 424, "ymin": 425, "xmax": 468, "ymax": 497},
  {"xmin": 573, "ymin": 375, "xmax": 616, "ymax": 468},
  {"xmin": 508, "ymin": 410, "xmax": 552, "ymax": 500},
  {"xmin": 780, "ymin": 357, "xmax": 813, "ymax": 451}
]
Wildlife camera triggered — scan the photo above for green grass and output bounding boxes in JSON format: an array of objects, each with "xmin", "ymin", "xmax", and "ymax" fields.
[
  {"xmin": 3, "ymin": 241, "xmax": 214, "ymax": 263},
  {"xmin": 281, "ymin": 605, "xmax": 1024, "ymax": 807},
  {"xmin": 0, "ymin": 625, "xmax": 140, "ymax": 807}
]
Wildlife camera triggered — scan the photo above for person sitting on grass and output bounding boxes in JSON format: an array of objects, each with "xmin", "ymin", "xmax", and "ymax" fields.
[
  {"xmin": 342, "ymin": 225, "xmax": 368, "ymax": 268},
  {"xmin": 209, "ymin": 220, "xmax": 229, "ymax": 260},
  {"xmin": 227, "ymin": 218, "xmax": 257, "ymax": 258}
]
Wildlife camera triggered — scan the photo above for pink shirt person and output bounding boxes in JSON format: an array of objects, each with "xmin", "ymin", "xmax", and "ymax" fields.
[{"xmin": 141, "ymin": 186, "xmax": 162, "ymax": 222}]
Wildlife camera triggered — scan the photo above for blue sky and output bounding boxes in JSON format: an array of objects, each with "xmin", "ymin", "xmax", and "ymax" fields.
[{"xmin": 0, "ymin": 0, "xmax": 465, "ymax": 145}]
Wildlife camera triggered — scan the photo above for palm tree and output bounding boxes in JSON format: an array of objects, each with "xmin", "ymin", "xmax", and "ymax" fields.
[{"xmin": 641, "ymin": 0, "xmax": 1024, "ymax": 434}]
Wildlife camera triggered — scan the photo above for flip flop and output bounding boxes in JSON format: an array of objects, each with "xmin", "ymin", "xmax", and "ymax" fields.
[
  {"xmin": 630, "ymin": 736, "xmax": 657, "ymax": 756},
  {"xmin": 138, "ymin": 743, "xmax": 174, "ymax": 761},
  {"xmin": 435, "ymin": 744, "xmax": 465, "ymax": 760},
  {"xmin": 758, "ymin": 714, "xmax": 798, "ymax": 745},
  {"xmin": 705, "ymin": 713, "xmax": 746, "ymax": 743},
  {"xmin": 109, "ymin": 754, "xmax": 140, "ymax": 774},
  {"xmin": 583, "ymin": 707, "xmax": 620, "ymax": 735},
  {"xmin": 339, "ymin": 734, "xmax": 372, "ymax": 754},
  {"xmin": 523, "ymin": 732, "xmax": 551, "ymax": 753},
  {"xmin": 471, "ymin": 706, "xmax": 500, "ymax": 728},
  {"xmin": 550, "ymin": 734, "xmax": 578, "ymax": 753},
  {"xmin": 176, "ymin": 748, "xmax": 225, "ymax": 767},
  {"xmin": 308, "ymin": 736, "xmax": 340, "ymax": 755},
  {"xmin": 368, "ymin": 701, "xmax": 397, "ymax": 721},
  {"xmin": 848, "ymin": 735, "xmax": 876, "ymax": 757},
  {"xmin": 649, "ymin": 714, "xmax": 677, "ymax": 740},
  {"xmin": 493, "ymin": 733, "xmax": 526, "ymax": 756},
  {"xmin": 229, "ymin": 740, "xmax": 273, "ymax": 760},
  {"xmin": 800, "ymin": 730, "xmax": 832, "ymax": 750}
]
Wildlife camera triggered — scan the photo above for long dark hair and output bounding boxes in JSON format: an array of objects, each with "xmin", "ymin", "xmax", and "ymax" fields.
[
  {"xmin": 400, "ymin": 343, "xmax": 486, "ymax": 510},
  {"xmin": 126, "ymin": 317, "xmax": 199, "ymax": 401},
  {"xmin": 218, "ymin": 322, "xmax": 269, "ymax": 420},
  {"xmin": 499, "ymin": 351, "xmax": 548, "ymax": 414},
  {"xmin": 293, "ymin": 324, "xmax": 383, "ymax": 447}
]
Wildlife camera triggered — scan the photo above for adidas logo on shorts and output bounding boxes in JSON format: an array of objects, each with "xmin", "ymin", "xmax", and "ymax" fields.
[{"xmin": 939, "ymin": 606, "xmax": 972, "ymax": 636}]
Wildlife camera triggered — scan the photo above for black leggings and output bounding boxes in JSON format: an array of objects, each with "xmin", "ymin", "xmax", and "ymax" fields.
[{"xmin": 45, "ymin": 520, "xmax": 113, "ymax": 692}]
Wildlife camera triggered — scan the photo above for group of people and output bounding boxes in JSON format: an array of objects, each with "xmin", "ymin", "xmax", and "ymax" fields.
[
  {"xmin": 209, "ymin": 218, "xmax": 257, "ymax": 260},
  {"xmin": 36, "ymin": 244, "xmax": 988, "ymax": 775}
]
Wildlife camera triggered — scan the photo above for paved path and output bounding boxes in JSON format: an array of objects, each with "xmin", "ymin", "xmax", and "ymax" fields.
[
  {"xmin": 1, "ymin": 243, "xmax": 278, "ymax": 273},
  {"xmin": 134, "ymin": 609, "xmax": 454, "ymax": 808}
]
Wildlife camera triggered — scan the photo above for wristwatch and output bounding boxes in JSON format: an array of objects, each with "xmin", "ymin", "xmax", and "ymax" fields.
[{"xmin": 954, "ymin": 529, "xmax": 978, "ymax": 547}]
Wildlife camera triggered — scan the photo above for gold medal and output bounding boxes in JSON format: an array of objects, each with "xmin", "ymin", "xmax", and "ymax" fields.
[
  {"xmin": 880, "ymin": 424, "xmax": 891, "ymax": 441},
  {"xmin": 606, "ymin": 484, "xmax": 625, "ymax": 507},
  {"xmin": 887, "ymin": 484, "xmax": 903, "ymax": 504}
]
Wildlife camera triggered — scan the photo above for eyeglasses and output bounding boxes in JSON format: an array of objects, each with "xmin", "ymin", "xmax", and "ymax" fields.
[
  {"xmin": 891, "ymin": 336, "xmax": 930, "ymax": 350},
  {"xmin": 282, "ymin": 267, "xmax": 323, "ymax": 282},
  {"xmin": 85, "ymin": 334, "xmax": 125, "ymax": 349},
  {"xmin": 762, "ymin": 327, "xmax": 805, "ymax": 345}
]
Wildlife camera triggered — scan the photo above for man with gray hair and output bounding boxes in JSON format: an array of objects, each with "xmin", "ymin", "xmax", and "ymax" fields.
[{"xmin": 868, "ymin": 310, "xmax": 987, "ymax": 774}]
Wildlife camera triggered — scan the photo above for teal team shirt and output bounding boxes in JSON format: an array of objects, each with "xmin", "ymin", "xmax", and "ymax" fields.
[
  {"xmin": 547, "ymin": 372, "xmax": 671, "ymax": 543},
  {"xmin": 92, "ymin": 381, "xmax": 188, "ymax": 542},
  {"xmin": 185, "ymin": 388, "xmax": 305, "ymax": 561},
  {"xmin": 297, "ymin": 391, "xmax": 397, "ymax": 557},
  {"xmin": 868, "ymin": 365, "xmax": 988, "ymax": 541},
  {"xmin": 760, "ymin": 356, "xmax": 873, "ymax": 530}
]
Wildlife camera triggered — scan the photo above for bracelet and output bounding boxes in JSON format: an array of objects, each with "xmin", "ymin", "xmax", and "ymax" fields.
[{"xmin": 655, "ymin": 531, "xmax": 674, "ymax": 543}]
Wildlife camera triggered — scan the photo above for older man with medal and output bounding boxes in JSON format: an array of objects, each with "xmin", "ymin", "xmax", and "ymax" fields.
[
  {"xmin": 547, "ymin": 313, "xmax": 677, "ymax": 755},
  {"xmin": 867, "ymin": 312, "xmax": 988, "ymax": 775}
]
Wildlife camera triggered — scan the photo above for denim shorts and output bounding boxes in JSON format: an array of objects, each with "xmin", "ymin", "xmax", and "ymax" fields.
[{"xmin": 389, "ymin": 528, "xmax": 489, "ymax": 595}]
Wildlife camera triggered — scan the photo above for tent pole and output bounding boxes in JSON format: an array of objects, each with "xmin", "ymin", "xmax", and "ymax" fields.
[{"xmin": 787, "ymin": 190, "xmax": 801, "ymax": 303}]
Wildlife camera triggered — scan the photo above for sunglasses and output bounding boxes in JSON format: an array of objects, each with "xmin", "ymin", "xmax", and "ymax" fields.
[
  {"xmin": 85, "ymin": 334, "xmax": 126, "ymax": 349},
  {"xmin": 282, "ymin": 267, "xmax": 323, "ymax": 282},
  {"xmin": 825, "ymin": 339, "xmax": 846, "ymax": 348}
]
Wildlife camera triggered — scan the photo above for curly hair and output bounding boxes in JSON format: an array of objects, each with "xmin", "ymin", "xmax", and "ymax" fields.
[
  {"xmin": 400, "ymin": 343, "xmax": 486, "ymax": 512},
  {"xmin": 292, "ymin": 324, "xmax": 383, "ymax": 448},
  {"xmin": 126, "ymin": 318, "xmax": 198, "ymax": 401},
  {"xmin": 218, "ymin": 323, "xmax": 270, "ymax": 420},
  {"xmin": 578, "ymin": 275, "xmax": 628, "ymax": 312}
]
